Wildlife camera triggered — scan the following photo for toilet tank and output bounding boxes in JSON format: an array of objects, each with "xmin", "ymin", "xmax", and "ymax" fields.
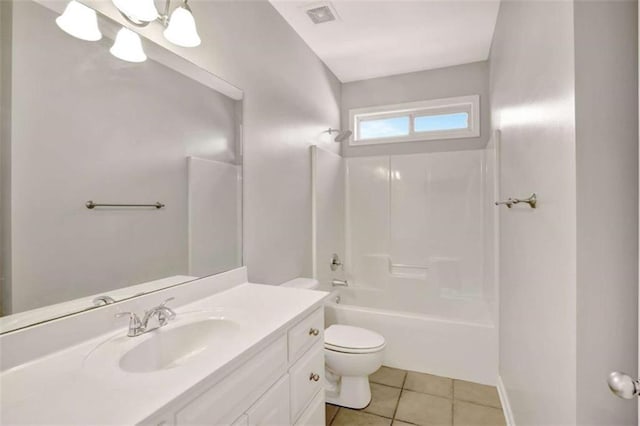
[{"xmin": 280, "ymin": 277, "xmax": 320, "ymax": 290}]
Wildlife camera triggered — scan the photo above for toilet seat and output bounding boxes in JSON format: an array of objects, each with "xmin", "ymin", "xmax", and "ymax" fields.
[{"xmin": 324, "ymin": 325, "xmax": 386, "ymax": 354}]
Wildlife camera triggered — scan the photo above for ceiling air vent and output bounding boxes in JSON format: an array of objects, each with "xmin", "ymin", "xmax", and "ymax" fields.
[{"xmin": 305, "ymin": 3, "xmax": 338, "ymax": 24}]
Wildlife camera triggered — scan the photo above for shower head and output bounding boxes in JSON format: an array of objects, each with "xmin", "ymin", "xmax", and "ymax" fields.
[{"xmin": 326, "ymin": 128, "xmax": 353, "ymax": 143}]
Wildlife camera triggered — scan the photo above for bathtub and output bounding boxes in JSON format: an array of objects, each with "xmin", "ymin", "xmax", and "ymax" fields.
[{"xmin": 324, "ymin": 287, "xmax": 498, "ymax": 386}]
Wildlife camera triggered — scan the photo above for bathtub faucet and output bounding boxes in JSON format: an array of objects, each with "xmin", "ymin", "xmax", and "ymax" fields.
[{"xmin": 331, "ymin": 279, "xmax": 349, "ymax": 287}]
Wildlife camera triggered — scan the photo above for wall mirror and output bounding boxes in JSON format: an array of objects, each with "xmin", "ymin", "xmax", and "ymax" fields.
[{"xmin": 0, "ymin": 0, "xmax": 244, "ymax": 333}]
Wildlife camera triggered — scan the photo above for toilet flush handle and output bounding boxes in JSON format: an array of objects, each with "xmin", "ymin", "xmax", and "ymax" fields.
[{"xmin": 309, "ymin": 373, "xmax": 320, "ymax": 382}]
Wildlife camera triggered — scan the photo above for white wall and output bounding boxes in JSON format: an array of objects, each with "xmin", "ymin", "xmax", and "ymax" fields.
[
  {"xmin": 311, "ymin": 146, "xmax": 345, "ymax": 287},
  {"xmin": 68, "ymin": 0, "xmax": 342, "ymax": 285},
  {"xmin": 5, "ymin": 1, "xmax": 241, "ymax": 313},
  {"xmin": 490, "ymin": 1, "xmax": 578, "ymax": 424},
  {"xmin": 574, "ymin": 1, "xmax": 638, "ymax": 424},
  {"xmin": 491, "ymin": 1, "xmax": 638, "ymax": 424},
  {"xmin": 341, "ymin": 61, "xmax": 490, "ymax": 157}
]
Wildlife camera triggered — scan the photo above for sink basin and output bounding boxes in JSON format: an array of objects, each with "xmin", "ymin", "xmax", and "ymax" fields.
[
  {"xmin": 84, "ymin": 309, "xmax": 245, "ymax": 375},
  {"xmin": 120, "ymin": 318, "xmax": 240, "ymax": 373}
]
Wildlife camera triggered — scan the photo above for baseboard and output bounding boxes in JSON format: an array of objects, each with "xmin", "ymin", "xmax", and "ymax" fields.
[{"xmin": 497, "ymin": 375, "xmax": 515, "ymax": 426}]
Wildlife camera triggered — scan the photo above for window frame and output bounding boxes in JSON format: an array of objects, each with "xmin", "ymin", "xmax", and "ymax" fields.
[{"xmin": 349, "ymin": 95, "xmax": 480, "ymax": 146}]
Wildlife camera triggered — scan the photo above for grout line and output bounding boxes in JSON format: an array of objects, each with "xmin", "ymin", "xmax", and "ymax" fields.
[
  {"xmin": 329, "ymin": 407, "xmax": 338, "ymax": 426},
  {"xmin": 451, "ymin": 378, "xmax": 456, "ymax": 424},
  {"xmin": 390, "ymin": 371, "xmax": 409, "ymax": 423},
  {"xmin": 451, "ymin": 393, "xmax": 455, "ymax": 426},
  {"xmin": 454, "ymin": 398, "xmax": 504, "ymax": 410}
]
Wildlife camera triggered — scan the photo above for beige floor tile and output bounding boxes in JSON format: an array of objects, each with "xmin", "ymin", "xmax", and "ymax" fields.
[
  {"xmin": 396, "ymin": 390, "xmax": 453, "ymax": 426},
  {"xmin": 404, "ymin": 372, "xmax": 453, "ymax": 398},
  {"xmin": 326, "ymin": 404, "xmax": 339, "ymax": 425},
  {"xmin": 453, "ymin": 380, "xmax": 501, "ymax": 409},
  {"xmin": 370, "ymin": 366, "xmax": 407, "ymax": 388},
  {"xmin": 332, "ymin": 409, "xmax": 392, "ymax": 426},
  {"xmin": 393, "ymin": 421, "xmax": 417, "ymax": 426},
  {"xmin": 363, "ymin": 383, "xmax": 402, "ymax": 418},
  {"xmin": 453, "ymin": 401, "xmax": 506, "ymax": 426}
]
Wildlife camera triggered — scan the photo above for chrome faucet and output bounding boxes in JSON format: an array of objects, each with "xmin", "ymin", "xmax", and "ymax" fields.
[
  {"xmin": 115, "ymin": 297, "xmax": 176, "ymax": 337},
  {"xmin": 331, "ymin": 279, "xmax": 349, "ymax": 287},
  {"xmin": 142, "ymin": 297, "xmax": 177, "ymax": 330},
  {"xmin": 92, "ymin": 295, "xmax": 116, "ymax": 306}
]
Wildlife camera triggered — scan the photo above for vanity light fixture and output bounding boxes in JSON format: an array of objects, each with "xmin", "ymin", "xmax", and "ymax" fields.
[
  {"xmin": 163, "ymin": 2, "xmax": 201, "ymax": 47},
  {"xmin": 55, "ymin": 0, "xmax": 103, "ymax": 41},
  {"xmin": 55, "ymin": 0, "xmax": 200, "ymax": 64},
  {"xmin": 112, "ymin": 0, "xmax": 159, "ymax": 24},
  {"xmin": 110, "ymin": 27, "xmax": 148, "ymax": 63},
  {"xmin": 113, "ymin": 0, "xmax": 201, "ymax": 48}
]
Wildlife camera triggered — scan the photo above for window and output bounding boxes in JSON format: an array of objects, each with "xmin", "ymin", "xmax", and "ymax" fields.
[
  {"xmin": 349, "ymin": 95, "xmax": 480, "ymax": 146},
  {"xmin": 359, "ymin": 115, "xmax": 410, "ymax": 140}
]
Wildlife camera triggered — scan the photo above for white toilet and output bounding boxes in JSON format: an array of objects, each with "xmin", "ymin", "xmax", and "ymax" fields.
[
  {"xmin": 324, "ymin": 324, "xmax": 386, "ymax": 409},
  {"xmin": 281, "ymin": 277, "xmax": 386, "ymax": 409}
]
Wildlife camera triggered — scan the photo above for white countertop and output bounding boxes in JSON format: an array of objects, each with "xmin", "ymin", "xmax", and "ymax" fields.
[{"xmin": 0, "ymin": 283, "xmax": 327, "ymax": 425}]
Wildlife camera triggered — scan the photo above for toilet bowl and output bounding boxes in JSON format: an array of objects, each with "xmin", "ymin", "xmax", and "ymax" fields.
[
  {"xmin": 324, "ymin": 324, "xmax": 386, "ymax": 409},
  {"xmin": 280, "ymin": 278, "xmax": 386, "ymax": 409}
]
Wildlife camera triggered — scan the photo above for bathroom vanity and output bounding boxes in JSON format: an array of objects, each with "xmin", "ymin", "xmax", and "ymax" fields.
[{"xmin": 0, "ymin": 268, "xmax": 328, "ymax": 425}]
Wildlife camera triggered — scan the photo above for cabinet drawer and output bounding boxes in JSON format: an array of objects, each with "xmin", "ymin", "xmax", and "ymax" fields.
[
  {"xmin": 289, "ymin": 344, "xmax": 324, "ymax": 422},
  {"xmin": 175, "ymin": 336, "xmax": 287, "ymax": 425},
  {"xmin": 288, "ymin": 308, "xmax": 324, "ymax": 363},
  {"xmin": 246, "ymin": 375, "xmax": 290, "ymax": 425},
  {"xmin": 294, "ymin": 390, "xmax": 325, "ymax": 426}
]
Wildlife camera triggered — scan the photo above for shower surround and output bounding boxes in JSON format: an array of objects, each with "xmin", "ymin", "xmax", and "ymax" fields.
[{"xmin": 312, "ymin": 146, "xmax": 498, "ymax": 384}]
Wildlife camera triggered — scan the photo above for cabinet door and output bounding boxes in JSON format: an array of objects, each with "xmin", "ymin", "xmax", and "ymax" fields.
[
  {"xmin": 246, "ymin": 375, "xmax": 290, "ymax": 426},
  {"xmin": 175, "ymin": 336, "xmax": 287, "ymax": 425},
  {"xmin": 289, "ymin": 345, "xmax": 324, "ymax": 422},
  {"xmin": 294, "ymin": 391, "xmax": 325, "ymax": 426}
]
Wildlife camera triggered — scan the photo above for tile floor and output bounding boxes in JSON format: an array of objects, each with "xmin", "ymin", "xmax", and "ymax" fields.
[{"xmin": 325, "ymin": 366, "xmax": 506, "ymax": 426}]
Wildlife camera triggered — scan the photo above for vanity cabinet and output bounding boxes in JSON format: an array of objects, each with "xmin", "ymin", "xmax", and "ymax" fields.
[
  {"xmin": 144, "ymin": 307, "xmax": 325, "ymax": 426},
  {"xmin": 246, "ymin": 375, "xmax": 290, "ymax": 425}
]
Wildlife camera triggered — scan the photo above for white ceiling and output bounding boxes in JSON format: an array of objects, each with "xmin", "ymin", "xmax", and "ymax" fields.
[{"xmin": 269, "ymin": 0, "xmax": 501, "ymax": 83}]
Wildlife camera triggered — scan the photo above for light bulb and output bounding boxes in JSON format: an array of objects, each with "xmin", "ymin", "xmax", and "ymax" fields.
[
  {"xmin": 112, "ymin": 0, "xmax": 159, "ymax": 23},
  {"xmin": 55, "ymin": 0, "xmax": 102, "ymax": 41},
  {"xmin": 163, "ymin": 4, "xmax": 201, "ymax": 47},
  {"xmin": 110, "ymin": 27, "xmax": 147, "ymax": 63}
]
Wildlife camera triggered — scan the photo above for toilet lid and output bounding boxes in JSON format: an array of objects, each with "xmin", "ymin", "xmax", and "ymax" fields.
[{"xmin": 324, "ymin": 325, "xmax": 385, "ymax": 350}]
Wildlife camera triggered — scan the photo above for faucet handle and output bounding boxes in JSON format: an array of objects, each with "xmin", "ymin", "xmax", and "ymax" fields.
[
  {"xmin": 115, "ymin": 312, "xmax": 143, "ymax": 337},
  {"xmin": 330, "ymin": 253, "xmax": 343, "ymax": 272},
  {"xmin": 160, "ymin": 297, "xmax": 175, "ymax": 307},
  {"xmin": 158, "ymin": 297, "xmax": 177, "ymax": 323},
  {"xmin": 115, "ymin": 311, "xmax": 140, "ymax": 322}
]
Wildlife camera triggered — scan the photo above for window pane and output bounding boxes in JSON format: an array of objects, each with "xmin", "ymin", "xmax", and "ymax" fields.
[
  {"xmin": 359, "ymin": 116, "xmax": 410, "ymax": 140},
  {"xmin": 414, "ymin": 112, "xmax": 469, "ymax": 133}
]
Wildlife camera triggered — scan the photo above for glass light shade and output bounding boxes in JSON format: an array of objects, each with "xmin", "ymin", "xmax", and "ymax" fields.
[
  {"xmin": 112, "ymin": 0, "xmax": 159, "ymax": 23},
  {"xmin": 163, "ymin": 5, "xmax": 201, "ymax": 47},
  {"xmin": 55, "ymin": 1, "xmax": 102, "ymax": 41},
  {"xmin": 109, "ymin": 27, "xmax": 147, "ymax": 63}
]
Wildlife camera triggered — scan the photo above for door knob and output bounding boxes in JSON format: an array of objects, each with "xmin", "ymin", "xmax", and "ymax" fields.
[{"xmin": 608, "ymin": 371, "xmax": 640, "ymax": 399}]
